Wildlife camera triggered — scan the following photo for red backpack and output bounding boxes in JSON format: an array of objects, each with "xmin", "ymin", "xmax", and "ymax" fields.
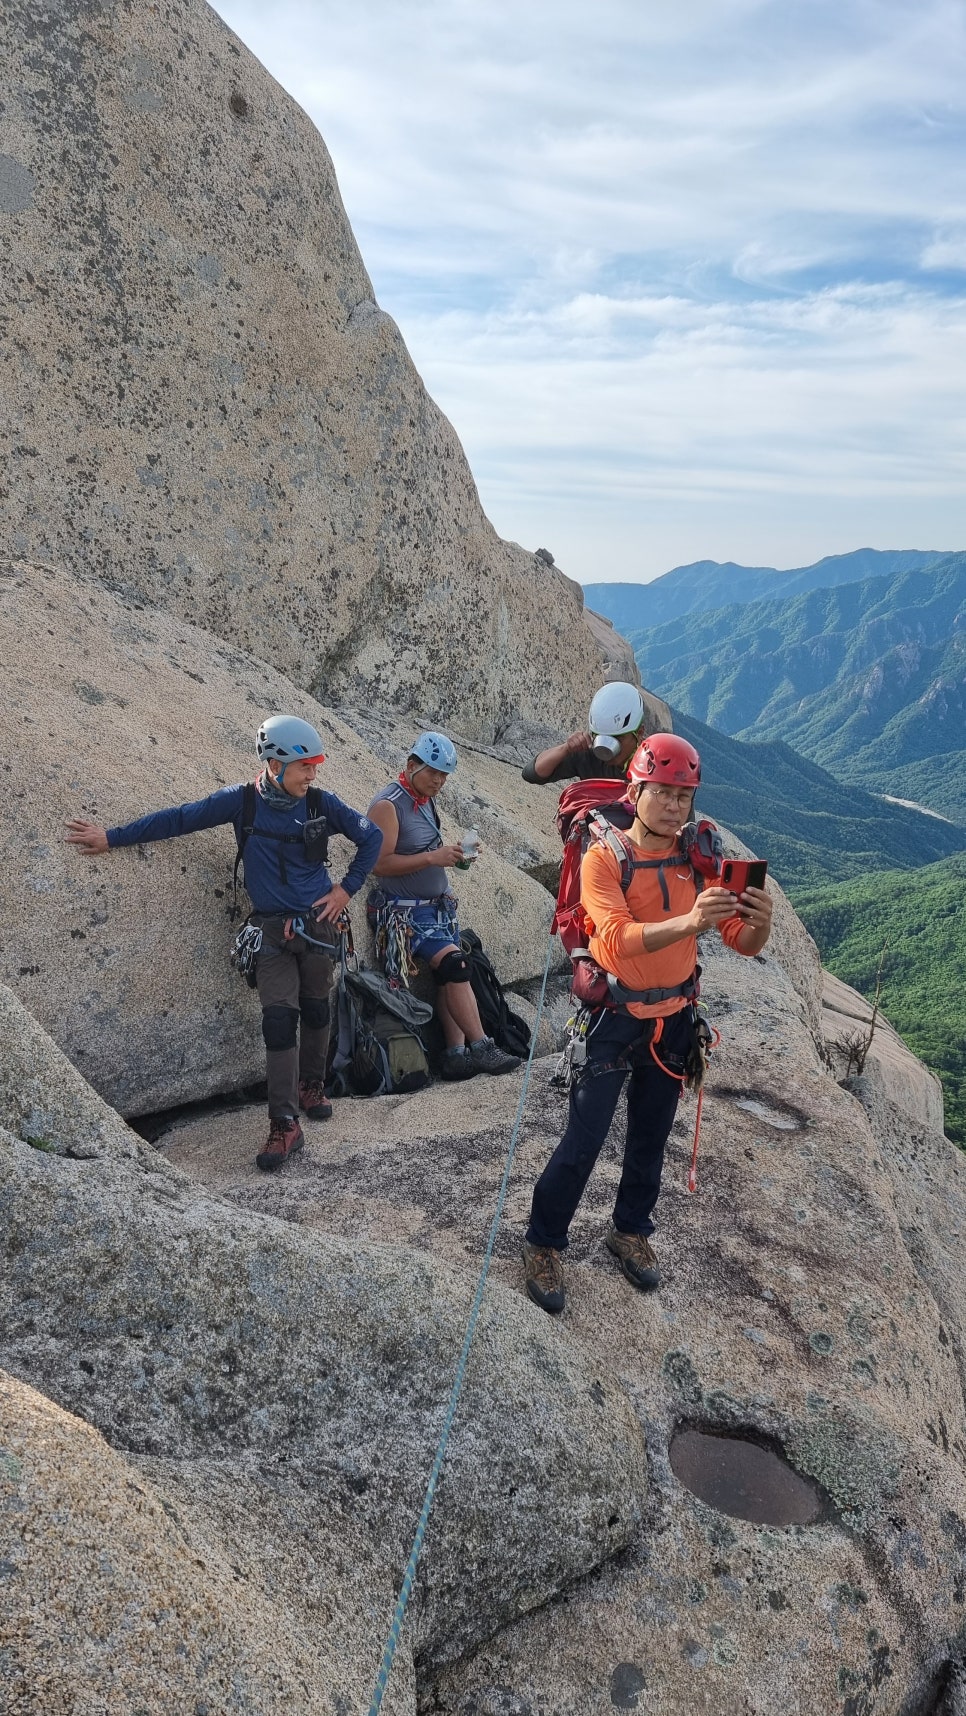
[{"xmin": 551, "ymin": 779, "xmax": 724, "ymax": 1007}]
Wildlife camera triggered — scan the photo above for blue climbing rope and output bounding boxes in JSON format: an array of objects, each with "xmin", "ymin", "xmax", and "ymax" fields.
[{"xmin": 367, "ymin": 936, "xmax": 554, "ymax": 1714}]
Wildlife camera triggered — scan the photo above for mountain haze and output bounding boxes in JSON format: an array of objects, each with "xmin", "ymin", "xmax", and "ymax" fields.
[
  {"xmin": 632, "ymin": 554, "xmax": 966, "ymax": 822},
  {"xmin": 584, "ymin": 548, "xmax": 948, "ymax": 632},
  {"xmin": 674, "ymin": 708, "xmax": 966, "ymax": 891}
]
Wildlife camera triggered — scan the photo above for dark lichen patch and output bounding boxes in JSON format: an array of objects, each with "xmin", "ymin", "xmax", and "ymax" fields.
[
  {"xmin": 610, "ymin": 1662, "xmax": 647, "ymax": 1708},
  {"xmin": 670, "ymin": 1426, "xmax": 830, "ymax": 1528}
]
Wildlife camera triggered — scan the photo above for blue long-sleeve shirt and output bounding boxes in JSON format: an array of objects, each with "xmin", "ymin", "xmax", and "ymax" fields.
[{"xmin": 106, "ymin": 784, "xmax": 383, "ymax": 915}]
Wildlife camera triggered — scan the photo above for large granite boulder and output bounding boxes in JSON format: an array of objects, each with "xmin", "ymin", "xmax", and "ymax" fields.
[
  {"xmin": 0, "ymin": 984, "xmax": 647, "ymax": 1706},
  {"xmin": 0, "ymin": 556, "xmax": 570, "ymax": 1115},
  {"xmin": 1, "ymin": 0, "xmax": 606, "ymax": 739},
  {"xmin": 823, "ymin": 968, "xmax": 946, "ymax": 1133},
  {"xmin": 0, "ymin": 1368, "xmax": 416, "ymax": 1715}
]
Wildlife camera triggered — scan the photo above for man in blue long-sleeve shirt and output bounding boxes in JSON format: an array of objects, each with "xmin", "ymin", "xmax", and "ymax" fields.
[{"xmin": 67, "ymin": 714, "xmax": 383, "ymax": 1172}]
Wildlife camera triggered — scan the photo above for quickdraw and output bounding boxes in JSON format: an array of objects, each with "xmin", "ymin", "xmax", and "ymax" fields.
[
  {"xmin": 229, "ymin": 920, "xmax": 262, "ymax": 986},
  {"xmin": 550, "ymin": 1003, "xmax": 621, "ymax": 1091}
]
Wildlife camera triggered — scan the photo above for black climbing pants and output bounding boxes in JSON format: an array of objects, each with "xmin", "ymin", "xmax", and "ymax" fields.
[{"xmin": 527, "ymin": 1005, "xmax": 692, "ymax": 1251}]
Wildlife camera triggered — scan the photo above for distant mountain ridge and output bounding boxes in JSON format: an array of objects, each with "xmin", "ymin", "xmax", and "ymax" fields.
[
  {"xmin": 585, "ymin": 548, "xmax": 949, "ymax": 632},
  {"xmin": 628, "ymin": 554, "xmax": 966, "ymax": 824},
  {"xmin": 672, "ymin": 708, "xmax": 966, "ymax": 892}
]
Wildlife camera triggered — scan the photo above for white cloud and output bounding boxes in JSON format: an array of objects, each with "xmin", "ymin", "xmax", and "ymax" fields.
[{"xmin": 214, "ymin": 0, "xmax": 966, "ymax": 578}]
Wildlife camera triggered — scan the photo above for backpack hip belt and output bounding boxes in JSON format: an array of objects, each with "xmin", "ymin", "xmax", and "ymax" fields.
[
  {"xmin": 571, "ymin": 948, "xmax": 701, "ymax": 1011},
  {"xmin": 606, "ymin": 968, "xmax": 700, "ymax": 1008}
]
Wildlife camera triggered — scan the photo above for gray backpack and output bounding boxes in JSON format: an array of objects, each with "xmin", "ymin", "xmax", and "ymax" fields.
[{"xmin": 329, "ymin": 954, "xmax": 432, "ymax": 1097}]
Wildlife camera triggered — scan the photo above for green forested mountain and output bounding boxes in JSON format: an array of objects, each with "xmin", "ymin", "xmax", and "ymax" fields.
[
  {"xmin": 793, "ymin": 856, "xmax": 966, "ymax": 1149},
  {"xmin": 675, "ymin": 709, "xmax": 966, "ymax": 891},
  {"xmin": 584, "ymin": 548, "xmax": 947, "ymax": 632},
  {"xmin": 630, "ymin": 554, "xmax": 966, "ymax": 822}
]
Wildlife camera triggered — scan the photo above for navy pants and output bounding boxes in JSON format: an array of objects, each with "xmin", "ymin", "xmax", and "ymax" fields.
[{"xmin": 527, "ymin": 1006, "xmax": 693, "ymax": 1251}]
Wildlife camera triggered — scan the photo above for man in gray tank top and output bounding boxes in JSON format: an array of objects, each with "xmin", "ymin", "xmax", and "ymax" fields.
[{"xmin": 367, "ymin": 733, "xmax": 520, "ymax": 1080}]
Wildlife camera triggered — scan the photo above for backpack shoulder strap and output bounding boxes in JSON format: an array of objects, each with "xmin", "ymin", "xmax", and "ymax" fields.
[
  {"xmin": 231, "ymin": 781, "xmax": 258, "ymax": 919},
  {"xmin": 587, "ymin": 814, "xmax": 636, "ymax": 893},
  {"xmin": 306, "ymin": 786, "xmax": 325, "ymax": 819}
]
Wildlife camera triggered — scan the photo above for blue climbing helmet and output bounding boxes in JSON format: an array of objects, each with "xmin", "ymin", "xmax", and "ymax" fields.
[
  {"xmin": 410, "ymin": 731, "xmax": 458, "ymax": 774},
  {"xmin": 256, "ymin": 715, "xmax": 326, "ymax": 773}
]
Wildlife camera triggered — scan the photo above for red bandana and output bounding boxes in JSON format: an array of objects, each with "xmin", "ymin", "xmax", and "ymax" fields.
[{"xmin": 398, "ymin": 769, "xmax": 430, "ymax": 807}]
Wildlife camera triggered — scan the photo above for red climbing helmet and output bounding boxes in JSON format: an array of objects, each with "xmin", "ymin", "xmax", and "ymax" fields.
[{"xmin": 627, "ymin": 732, "xmax": 701, "ymax": 787}]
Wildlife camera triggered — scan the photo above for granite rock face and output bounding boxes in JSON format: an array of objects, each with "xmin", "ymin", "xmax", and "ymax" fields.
[
  {"xmin": 1, "ymin": 0, "xmax": 605, "ymax": 738},
  {"xmin": 4, "ymin": 0, "xmax": 966, "ymax": 1708},
  {"xmin": 0, "ymin": 1368, "xmax": 415, "ymax": 1716},
  {"xmin": 0, "ymin": 984, "xmax": 647, "ymax": 1707},
  {"xmin": 0, "ymin": 556, "xmax": 570, "ymax": 1115},
  {"xmin": 823, "ymin": 968, "xmax": 945, "ymax": 1133},
  {"xmin": 163, "ymin": 889, "xmax": 966, "ymax": 1716}
]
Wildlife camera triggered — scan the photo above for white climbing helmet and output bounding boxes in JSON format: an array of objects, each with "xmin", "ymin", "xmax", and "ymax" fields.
[
  {"xmin": 588, "ymin": 682, "xmax": 646, "ymax": 737},
  {"xmin": 587, "ymin": 682, "xmax": 645, "ymax": 761}
]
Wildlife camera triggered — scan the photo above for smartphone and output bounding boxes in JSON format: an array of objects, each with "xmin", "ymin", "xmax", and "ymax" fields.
[{"xmin": 720, "ymin": 858, "xmax": 768, "ymax": 894}]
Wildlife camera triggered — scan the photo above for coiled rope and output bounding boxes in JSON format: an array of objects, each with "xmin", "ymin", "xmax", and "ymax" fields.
[{"xmin": 367, "ymin": 935, "xmax": 554, "ymax": 1714}]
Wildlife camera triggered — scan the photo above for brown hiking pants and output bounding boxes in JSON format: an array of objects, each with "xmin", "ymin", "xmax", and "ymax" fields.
[{"xmin": 252, "ymin": 914, "xmax": 336, "ymax": 1117}]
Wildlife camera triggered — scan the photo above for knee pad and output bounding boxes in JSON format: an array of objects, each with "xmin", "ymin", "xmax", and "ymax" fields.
[
  {"xmin": 300, "ymin": 995, "xmax": 330, "ymax": 1031},
  {"xmin": 434, "ymin": 949, "xmax": 471, "ymax": 986},
  {"xmin": 261, "ymin": 1004, "xmax": 299, "ymax": 1052}
]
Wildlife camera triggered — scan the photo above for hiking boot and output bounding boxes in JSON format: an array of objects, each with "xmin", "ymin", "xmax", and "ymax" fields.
[
  {"xmin": 440, "ymin": 1046, "xmax": 477, "ymax": 1081},
  {"xmin": 298, "ymin": 1079, "xmax": 332, "ymax": 1121},
  {"xmin": 605, "ymin": 1224, "xmax": 660, "ymax": 1291},
  {"xmin": 469, "ymin": 1036, "xmax": 520, "ymax": 1076},
  {"xmin": 522, "ymin": 1240, "xmax": 566, "ymax": 1315},
  {"xmin": 256, "ymin": 1115, "xmax": 304, "ymax": 1173}
]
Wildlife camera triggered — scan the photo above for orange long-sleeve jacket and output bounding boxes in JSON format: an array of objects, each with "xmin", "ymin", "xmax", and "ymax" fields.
[{"xmin": 583, "ymin": 837, "xmax": 750, "ymax": 1020}]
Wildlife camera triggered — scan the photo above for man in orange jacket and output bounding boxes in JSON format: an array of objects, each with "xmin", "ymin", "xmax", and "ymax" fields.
[{"xmin": 522, "ymin": 733, "xmax": 772, "ymax": 1314}]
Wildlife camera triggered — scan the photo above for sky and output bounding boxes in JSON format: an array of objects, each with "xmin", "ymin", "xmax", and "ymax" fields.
[{"xmin": 213, "ymin": 0, "xmax": 966, "ymax": 585}]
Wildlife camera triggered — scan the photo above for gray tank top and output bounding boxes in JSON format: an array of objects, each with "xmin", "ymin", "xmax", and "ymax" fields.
[{"xmin": 369, "ymin": 781, "xmax": 449, "ymax": 900}]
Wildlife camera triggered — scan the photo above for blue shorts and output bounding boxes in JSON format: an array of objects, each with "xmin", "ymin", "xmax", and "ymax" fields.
[{"xmin": 406, "ymin": 897, "xmax": 461, "ymax": 962}]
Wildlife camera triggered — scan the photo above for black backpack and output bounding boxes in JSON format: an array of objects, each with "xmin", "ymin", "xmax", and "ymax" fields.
[
  {"xmin": 328, "ymin": 952, "xmax": 433, "ymax": 1097},
  {"xmin": 460, "ymin": 928, "xmax": 531, "ymax": 1060}
]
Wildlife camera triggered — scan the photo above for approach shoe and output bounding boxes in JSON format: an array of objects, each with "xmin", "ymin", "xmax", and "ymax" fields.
[
  {"xmin": 605, "ymin": 1224, "xmax": 660, "ymax": 1292},
  {"xmin": 256, "ymin": 1115, "xmax": 305, "ymax": 1173},
  {"xmin": 469, "ymin": 1036, "xmax": 521, "ymax": 1077},
  {"xmin": 522, "ymin": 1240, "xmax": 566, "ymax": 1315},
  {"xmin": 440, "ymin": 1046, "xmax": 477, "ymax": 1081},
  {"xmin": 298, "ymin": 1078, "xmax": 332, "ymax": 1121}
]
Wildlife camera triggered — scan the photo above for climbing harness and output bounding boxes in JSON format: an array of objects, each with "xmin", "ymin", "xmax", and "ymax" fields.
[
  {"xmin": 231, "ymin": 906, "xmax": 348, "ymax": 988},
  {"xmin": 282, "ymin": 905, "xmax": 346, "ymax": 948},
  {"xmin": 366, "ymin": 938, "xmax": 552, "ymax": 1715},
  {"xmin": 367, "ymin": 889, "xmax": 459, "ymax": 988}
]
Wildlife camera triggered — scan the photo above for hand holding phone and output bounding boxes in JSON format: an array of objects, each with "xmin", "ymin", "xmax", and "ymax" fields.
[{"xmin": 720, "ymin": 859, "xmax": 768, "ymax": 894}]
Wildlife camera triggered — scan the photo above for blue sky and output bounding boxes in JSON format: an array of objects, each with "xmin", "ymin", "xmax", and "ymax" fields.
[{"xmin": 213, "ymin": 0, "xmax": 966, "ymax": 584}]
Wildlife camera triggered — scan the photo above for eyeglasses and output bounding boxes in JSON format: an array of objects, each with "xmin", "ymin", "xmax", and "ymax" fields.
[{"xmin": 640, "ymin": 785, "xmax": 694, "ymax": 806}]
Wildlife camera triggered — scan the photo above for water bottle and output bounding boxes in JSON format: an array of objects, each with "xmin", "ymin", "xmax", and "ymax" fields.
[{"xmin": 454, "ymin": 827, "xmax": 480, "ymax": 870}]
